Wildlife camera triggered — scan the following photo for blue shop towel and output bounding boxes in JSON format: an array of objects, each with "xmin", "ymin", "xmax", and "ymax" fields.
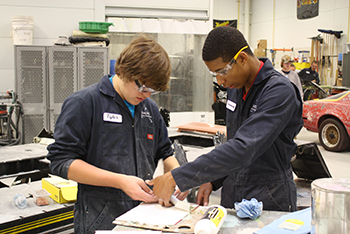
[
  {"xmin": 234, "ymin": 198, "xmax": 263, "ymax": 219},
  {"xmin": 254, "ymin": 207, "xmax": 311, "ymax": 234}
]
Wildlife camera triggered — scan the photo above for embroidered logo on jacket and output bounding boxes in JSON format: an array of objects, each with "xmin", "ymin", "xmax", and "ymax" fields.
[
  {"xmin": 141, "ymin": 107, "xmax": 153, "ymax": 123},
  {"xmin": 250, "ymin": 104, "xmax": 258, "ymax": 113},
  {"xmin": 103, "ymin": 112, "xmax": 122, "ymax": 123},
  {"xmin": 147, "ymin": 134, "xmax": 154, "ymax": 140}
]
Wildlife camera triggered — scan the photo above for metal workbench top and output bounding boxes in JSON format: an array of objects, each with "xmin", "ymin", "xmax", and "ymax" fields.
[{"xmin": 0, "ymin": 143, "xmax": 48, "ymax": 162}]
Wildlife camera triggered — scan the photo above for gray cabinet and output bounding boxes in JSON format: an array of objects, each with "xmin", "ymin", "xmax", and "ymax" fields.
[
  {"xmin": 342, "ymin": 53, "xmax": 350, "ymax": 87},
  {"xmin": 15, "ymin": 46, "xmax": 109, "ymax": 143}
]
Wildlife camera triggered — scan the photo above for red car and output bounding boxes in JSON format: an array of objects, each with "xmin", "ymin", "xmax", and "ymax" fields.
[{"xmin": 302, "ymin": 91, "xmax": 350, "ymax": 152}]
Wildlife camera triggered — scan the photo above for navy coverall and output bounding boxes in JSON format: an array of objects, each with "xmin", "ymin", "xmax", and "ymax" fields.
[
  {"xmin": 172, "ymin": 58, "xmax": 303, "ymax": 212},
  {"xmin": 47, "ymin": 75, "xmax": 173, "ymax": 233},
  {"xmin": 298, "ymin": 67, "xmax": 320, "ymax": 84}
]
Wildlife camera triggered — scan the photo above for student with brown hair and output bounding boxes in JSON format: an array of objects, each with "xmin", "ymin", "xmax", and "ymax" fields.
[
  {"xmin": 47, "ymin": 35, "xmax": 184, "ymax": 233},
  {"xmin": 279, "ymin": 55, "xmax": 304, "ymax": 100}
]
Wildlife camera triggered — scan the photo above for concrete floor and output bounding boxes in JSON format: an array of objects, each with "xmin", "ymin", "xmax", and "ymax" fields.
[{"xmin": 296, "ymin": 127, "xmax": 350, "ymax": 180}]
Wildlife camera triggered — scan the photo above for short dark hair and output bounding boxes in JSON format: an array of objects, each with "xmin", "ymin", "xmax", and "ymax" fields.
[
  {"xmin": 202, "ymin": 26, "xmax": 253, "ymax": 62},
  {"xmin": 311, "ymin": 60, "xmax": 319, "ymax": 65}
]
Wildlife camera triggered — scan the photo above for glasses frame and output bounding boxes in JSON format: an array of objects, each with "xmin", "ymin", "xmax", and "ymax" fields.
[
  {"xmin": 208, "ymin": 46, "xmax": 249, "ymax": 77},
  {"xmin": 135, "ymin": 80, "xmax": 160, "ymax": 95}
]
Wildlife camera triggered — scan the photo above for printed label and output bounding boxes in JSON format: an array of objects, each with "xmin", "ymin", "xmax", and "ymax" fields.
[
  {"xmin": 278, "ymin": 219, "xmax": 304, "ymax": 231},
  {"xmin": 202, "ymin": 206, "xmax": 226, "ymax": 227}
]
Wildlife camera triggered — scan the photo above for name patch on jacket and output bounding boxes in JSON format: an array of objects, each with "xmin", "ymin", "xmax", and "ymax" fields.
[
  {"xmin": 103, "ymin": 112, "xmax": 122, "ymax": 123},
  {"xmin": 226, "ymin": 100, "xmax": 237, "ymax": 112}
]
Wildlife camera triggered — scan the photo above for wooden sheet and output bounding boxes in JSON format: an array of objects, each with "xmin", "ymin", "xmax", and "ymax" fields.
[{"xmin": 176, "ymin": 122, "xmax": 226, "ymax": 135}]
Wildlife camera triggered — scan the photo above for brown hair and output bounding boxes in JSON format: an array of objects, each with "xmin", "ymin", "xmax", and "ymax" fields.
[{"xmin": 115, "ymin": 34, "xmax": 171, "ymax": 91}]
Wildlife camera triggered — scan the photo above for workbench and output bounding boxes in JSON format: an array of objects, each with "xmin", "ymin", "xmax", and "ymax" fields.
[
  {"xmin": 112, "ymin": 209, "xmax": 290, "ymax": 233},
  {"xmin": 0, "ymin": 143, "xmax": 74, "ymax": 233},
  {"xmin": 0, "ymin": 180, "xmax": 74, "ymax": 233},
  {"xmin": 0, "ymin": 130, "xmax": 316, "ymax": 233}
]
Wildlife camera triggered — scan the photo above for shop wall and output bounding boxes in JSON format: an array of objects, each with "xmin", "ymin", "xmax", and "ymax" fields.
[
  {"xmin": 1, "ymin": 0, "xmax": 349, "ymax": 92},
  {"xmin": 214, "ymin": 0, "xmax": 349, "ymax": 85},
  {"xmin": 249, "ymin": 0, "xmax": 348, "ymax": 85},
  {"xmin": 0, "ymin": 0, "xmax": 104, "ymax": 93}
]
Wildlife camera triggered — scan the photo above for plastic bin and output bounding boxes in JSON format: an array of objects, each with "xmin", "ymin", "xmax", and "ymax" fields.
[
  {"xmin": 79, "ymin": 21, "xmax": 114, "ymax": 34},
  {"xmin": 33, "ymin": 189, "xmax": 51, "ymax": 206}
]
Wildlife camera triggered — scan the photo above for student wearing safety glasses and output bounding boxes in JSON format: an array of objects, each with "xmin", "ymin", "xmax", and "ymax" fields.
[
  {"xmin": 149, "ymin": 26, "xmax": 303, "ymax": 212},
  {"xmin": 47, "ymin": 35, "xmax": 187, "ymax": 233}
]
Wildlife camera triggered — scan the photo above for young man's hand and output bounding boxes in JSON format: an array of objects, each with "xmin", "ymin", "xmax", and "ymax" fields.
[
  {"xmin": 146, "ymin": 172, "xmax": 176, "ymax": 207},
  {"xmin": 119, "ymin": 175, "xmax": 158, "ymax": 203},
  {"xmin": 173, "ymin": 187, "xmax": 189, "ymax": 201},
  {"xmin": 196, "ymin": 182, "xmax": 213, "ymax": 206}
]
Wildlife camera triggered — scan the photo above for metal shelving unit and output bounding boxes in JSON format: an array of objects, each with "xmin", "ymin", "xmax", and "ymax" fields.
[{"xmin": 15, "ymin": 46, "xmax": 109, "ymax": 143}]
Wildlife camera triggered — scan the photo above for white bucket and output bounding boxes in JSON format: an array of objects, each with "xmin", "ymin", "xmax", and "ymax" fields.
[{"xmin": 12, "ymin": 16, "xmax": 33, "ymax": 45}]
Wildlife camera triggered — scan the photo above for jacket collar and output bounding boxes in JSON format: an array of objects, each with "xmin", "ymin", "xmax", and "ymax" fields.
[
  {"xmin": 98, "ymin": 75, "xmax": 126, "ymax": 106},
  {"xmin": 254, "ymin": 58, "xmax": 275, "ymax": 86}
]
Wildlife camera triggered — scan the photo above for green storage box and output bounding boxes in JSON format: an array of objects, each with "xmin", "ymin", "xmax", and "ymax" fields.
[{"xmin": 79, "ymin": 21, "xmax": 114, "ymax": 34}]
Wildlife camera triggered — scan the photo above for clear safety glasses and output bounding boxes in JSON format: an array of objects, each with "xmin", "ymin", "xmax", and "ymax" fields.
[
  {"xmin": 208, "ymin": 46, "xmax": 249, "ymax": 77},
  {"xmin": 135, "ymin": 80, "xmax": 160, "ymax": 95}
]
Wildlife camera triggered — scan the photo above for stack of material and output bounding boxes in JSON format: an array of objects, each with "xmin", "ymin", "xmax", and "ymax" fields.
[
  {"xmin": 69, "ymin": 29, "xmax": 110, "ymax": 47},
  {"xmin": 254, "ymin": 39, "xmax": 267, "ymax": 58}
]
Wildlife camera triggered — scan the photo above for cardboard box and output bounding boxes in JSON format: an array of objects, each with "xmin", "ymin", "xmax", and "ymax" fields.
[
  {"xmin": 257, "ymin": 39, "xmax": 267, "ymax": 49},
  {"xmin": 42, "ymin": 176, "xmax": 77, "ymax": 204},
  {"xmin": 254, "ymin": 48, "xmax": 266, "ymax": 58},
  {"xmin": 336, "ymin": 78, "xmax": 342, "ymax": 86}
]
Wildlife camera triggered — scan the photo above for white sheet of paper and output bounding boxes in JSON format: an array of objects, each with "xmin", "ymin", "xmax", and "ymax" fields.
[{"xmin": 115, "ymin": 203, "xmax": 189, "ymax": 225}]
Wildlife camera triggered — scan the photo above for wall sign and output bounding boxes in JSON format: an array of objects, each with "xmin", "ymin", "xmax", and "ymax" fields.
[{"xmin": 297, "ymin": 0, "xmax": 319, "ymax": 19}]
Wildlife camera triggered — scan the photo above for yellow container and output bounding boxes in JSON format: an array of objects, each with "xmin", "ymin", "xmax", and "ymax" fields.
[
  {"xmin": 293, "ymin": 62, "xmax": 310, "ymax": 70},
  {"xmin": 42, "ymin": 177, "xmax": 77, "ymax": 204}
]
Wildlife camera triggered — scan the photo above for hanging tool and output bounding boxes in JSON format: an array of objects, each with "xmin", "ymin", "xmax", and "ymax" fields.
[
  {"xmin": 317, "ymin": 29, "xmax": 343, "ymax": 85},
  {"xmin": 308, "ymin": 34, "xmax": 323, "ymax": 63}
]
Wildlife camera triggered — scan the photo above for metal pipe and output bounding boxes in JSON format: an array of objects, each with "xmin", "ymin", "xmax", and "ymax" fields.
[{"xmin": 244, "ymin": 0, "xmax": 250, "ymax": 41}]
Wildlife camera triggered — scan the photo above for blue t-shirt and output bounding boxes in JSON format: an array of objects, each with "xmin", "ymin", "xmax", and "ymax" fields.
[{"xmin": 109, "ymin": 76, "xmax": 135, "ymax": 118}]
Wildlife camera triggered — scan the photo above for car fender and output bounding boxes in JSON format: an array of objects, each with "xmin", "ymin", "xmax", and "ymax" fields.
[{"xmin": 317, "ymin": 104, "xmax": 350, "ymax": 137}]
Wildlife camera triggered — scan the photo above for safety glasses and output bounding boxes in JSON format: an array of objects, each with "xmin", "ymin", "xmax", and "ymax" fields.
[
  {"xmin": 208, "ymin": 46, "xmax": 248, "ymax": 77},
  {"xmin": 135, "ymin": 80, "xmax": 159, "ymax": 95}
]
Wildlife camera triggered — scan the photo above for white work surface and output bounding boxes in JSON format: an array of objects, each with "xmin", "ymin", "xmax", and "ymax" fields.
[
  {"xmin": 0, "ymin": 180, "xmax": 73, "ymax": 224},
  {"xmin": 113, "ymin": 208, "xmax": 289, "ymax": 233},
  {"xmin": 0, "ymin": 143, "xmax": 48, "ymax": 162}
]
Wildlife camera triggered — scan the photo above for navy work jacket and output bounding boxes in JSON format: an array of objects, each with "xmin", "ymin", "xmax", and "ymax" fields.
[
  {"xmin": 47, "ymin": 75, "xmax": 173, "ymax": 199},
  {"xmin": 172, "ymin": 58, "xmax": 303, "ymax": 210}
]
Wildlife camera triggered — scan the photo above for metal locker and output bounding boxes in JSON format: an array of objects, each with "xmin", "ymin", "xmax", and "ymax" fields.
[
  {"xmin": 15, "ymin": 46, "xmax": 109, "ymax": 143},
  {"xmin": 15, "ymin": 46, "xmax": 48, "ymax": 144},
  {"xmin": 48, "ymin": 47, "xmax": 77, "ymax": 131},
  {"xmin": 78, "ymin": 47, "xmax": 109, "ymax": 89}
]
